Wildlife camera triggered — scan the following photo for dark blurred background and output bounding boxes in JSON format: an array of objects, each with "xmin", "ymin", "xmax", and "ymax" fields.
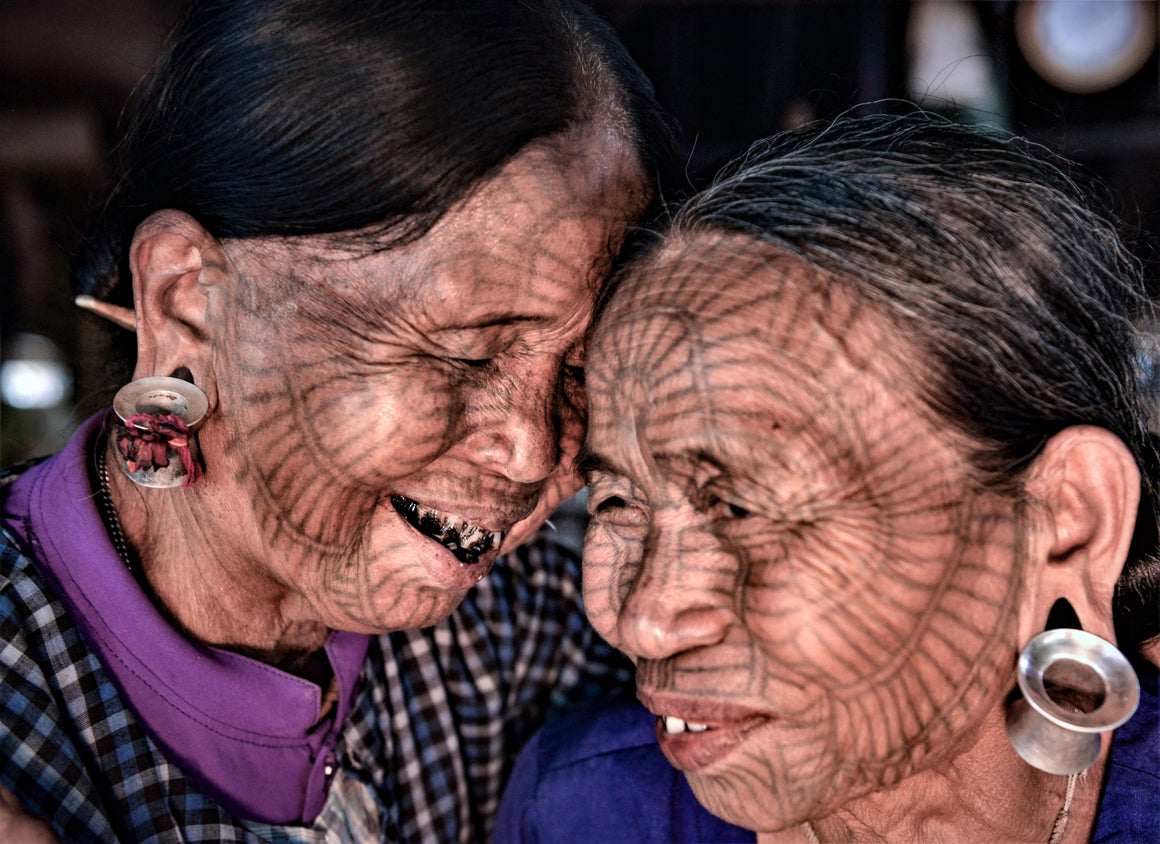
[{"xmin": 4, "ymin": 0, "xmax": 1160, "ymax": 467}]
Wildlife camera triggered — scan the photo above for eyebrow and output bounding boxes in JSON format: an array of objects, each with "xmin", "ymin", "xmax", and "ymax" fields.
[
  {"xmin": 578, "ymin": 444, "xmax": 730, "ymax": 483},
  {"xmin": 655, "ymin": 448, "xmax": 729, "ymax": 476},
  {"xmin": 427, "ymin": 313, "xmax": 550, "ymax": 335}
]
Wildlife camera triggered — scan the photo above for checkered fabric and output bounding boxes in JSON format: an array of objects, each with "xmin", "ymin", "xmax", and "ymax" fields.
[{"xmin": 1, "ymin": 470, "xmax": 629, "ymax": 842}]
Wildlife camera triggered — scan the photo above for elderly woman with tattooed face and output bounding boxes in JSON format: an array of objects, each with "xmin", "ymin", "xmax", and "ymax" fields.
[
  {"xmin": 0, "ymin": 1, "xmax": 674, "ymax": 841},
  {"xmin": 496, "ymin": 113, "xmax": 1160, "ymax": 843}
]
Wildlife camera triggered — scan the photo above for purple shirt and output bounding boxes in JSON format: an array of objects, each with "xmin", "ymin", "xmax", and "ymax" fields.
[{"xmin": 1, "ymin": 413, "xmax": 370, "ymax": 824}]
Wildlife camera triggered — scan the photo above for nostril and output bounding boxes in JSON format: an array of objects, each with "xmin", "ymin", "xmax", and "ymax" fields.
[{"xmin": 618, "ymin": 594, "xmax": 732, "ymax": 661}]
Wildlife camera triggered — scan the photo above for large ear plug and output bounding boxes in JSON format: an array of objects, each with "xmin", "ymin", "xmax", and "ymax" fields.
[
  {"xmin": 1006, "ymin": 628, "xmax": 1139, "ymax": 775},
  {"xmin": 112, "ymin": 375, "xmax": 208, "ymax": 488}
]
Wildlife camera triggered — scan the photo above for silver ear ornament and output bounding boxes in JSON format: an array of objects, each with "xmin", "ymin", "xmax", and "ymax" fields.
[
  {"xmin": 1006, "ymin": 627, "xmax": 1139, "ymax": 775},
  {"xmin": 112, "ymin": 376, "xmax": 209, "ymax": 488}
]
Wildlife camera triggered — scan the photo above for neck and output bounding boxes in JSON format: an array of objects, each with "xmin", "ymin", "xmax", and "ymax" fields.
[
  {"xmin": 101, "ymin": 438, "xmax": 331, "ymax": 662},
  {"xmin": 757, "ymin": 705, "xmax": 1104, "ymax": 843}
]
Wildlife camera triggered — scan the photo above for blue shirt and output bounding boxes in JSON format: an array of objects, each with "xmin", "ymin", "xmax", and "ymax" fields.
[
  {"xmin": 1093, "ymin": 662, "xmax": 1160, "ymax": 841},
  {"xmin": 494, "ymin": 695, "xmax": 753, "ymax": 843},
  {"xmin": 498, "ymin": 668, "xmax": 1160, "ymax": 843}
]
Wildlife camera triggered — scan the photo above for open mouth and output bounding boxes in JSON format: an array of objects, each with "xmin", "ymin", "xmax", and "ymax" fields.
[
  {"xmin": 390, "ymin": 495, "xmax": 504, "ymax": 565},
  {"xmin": 653, "ymin": 709, "xmax": 770, "ymax": 772},
  {"xmin": 660, "ymin": 716, "xmax": 711, "ymax": 734}
]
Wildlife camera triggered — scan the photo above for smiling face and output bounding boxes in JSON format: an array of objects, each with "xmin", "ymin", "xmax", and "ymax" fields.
[
  {"xmin": 197, "ymin": 124, "xmax": 646, "ymax": 635},
  {"xmin": 582, "ymin": 232, "xmax": 1031, "ymax": 831}
]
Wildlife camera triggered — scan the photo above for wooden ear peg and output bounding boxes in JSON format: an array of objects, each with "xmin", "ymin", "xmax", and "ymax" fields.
[{"xmin": 75, "ymin": 295, "xmax": 137, "ymax": 332}]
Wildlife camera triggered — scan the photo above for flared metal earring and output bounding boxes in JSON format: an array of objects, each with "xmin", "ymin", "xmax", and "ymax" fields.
[
  {"xmin": 1006, "ymin": 628, "xmax": 1140, "ymax": 775},
  {"xmin": 112, "ymin": 375, "xmax": 209, "ymax": 488}
]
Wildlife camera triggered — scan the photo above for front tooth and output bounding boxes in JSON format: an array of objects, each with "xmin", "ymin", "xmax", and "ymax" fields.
[
  {"xmin": 686, "ymin": 722, "xmax": 709, "ymax": 732},
  {"xmin": 423, "ymin": 509, "xmax": 494, "ymax": 550},
  {"xmin": 663, "ymin": 716, "xmax": 686, "ymax": 735},
  {"xmin": 458, "ymin": 522, "xmax": 486, "ymax": 547}
]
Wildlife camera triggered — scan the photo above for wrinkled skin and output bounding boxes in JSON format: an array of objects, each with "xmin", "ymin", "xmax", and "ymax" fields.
[
  {"xmin": 119, "ymin": 122, "xmax": 648, "ymax": 656},
  {"xmin": 581, "ymin": 232, "xmax": 1033, "ymax": 834}
]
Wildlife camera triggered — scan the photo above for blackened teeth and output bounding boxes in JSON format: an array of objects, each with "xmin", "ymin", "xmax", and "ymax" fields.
[{"xmin": 390, "ymin": 495, "xmax": 501, "ymax": 565}]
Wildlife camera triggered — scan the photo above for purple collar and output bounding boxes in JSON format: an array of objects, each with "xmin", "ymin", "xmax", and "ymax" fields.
[{"xmin": 2, "ymin": 413, "xmax": 371, "ymax": 824}]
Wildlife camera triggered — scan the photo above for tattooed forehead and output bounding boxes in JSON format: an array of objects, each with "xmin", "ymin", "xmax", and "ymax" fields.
[
  {"xmin": 599, "ymin": 232, "xmax": 902, "ymax": 377},
  {"xmin": 582, "ymin": 231, "xmax": 990, "ymax": 549},
  {"xmin": 232, "ymin": 235, "xmax": 585, "ymax": 321},
  {"xmin": 224, "ymin": 228, "xmax": 601, "ymax": 374},
  {"xmin": 596, "ymin": 233, "xmax": 934, "ymax": 432},
  {"xmin": 222, "ymin": 124, "xmax": 644, "ymax": 359}
]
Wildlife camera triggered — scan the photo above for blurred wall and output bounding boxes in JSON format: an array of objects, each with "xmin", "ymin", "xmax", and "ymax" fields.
[{"xmin": 1, "ymin": 0, "xmax": 183, "ymax": 462}]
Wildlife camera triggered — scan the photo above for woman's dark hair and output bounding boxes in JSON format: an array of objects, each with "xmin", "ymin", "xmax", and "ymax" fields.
[
  {"xmin": 73, "ymin": 0, "xmax": 673, "ymax": 305},
  {"xmin": 622, "ymin": 110, "xmax": 1160, "ymax": 654}
]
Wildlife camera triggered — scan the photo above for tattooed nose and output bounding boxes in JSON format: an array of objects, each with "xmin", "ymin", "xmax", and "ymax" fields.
[{"xmin": 618, "ymin": 594, "xmax": 732, "ymax": 660}]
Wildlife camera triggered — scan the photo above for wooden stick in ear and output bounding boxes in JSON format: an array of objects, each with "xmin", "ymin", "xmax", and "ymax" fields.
[{"xmin": 75, "ymin": 295, "xmax": 137, "ymax": 332}]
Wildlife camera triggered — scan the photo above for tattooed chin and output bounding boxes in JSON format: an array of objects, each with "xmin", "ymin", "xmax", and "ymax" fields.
[{"xmin": 389, "ymin": 495, "xmax": 504, "ymax": 565}]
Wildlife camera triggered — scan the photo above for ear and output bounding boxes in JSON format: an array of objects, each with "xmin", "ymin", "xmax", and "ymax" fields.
[
  {"xmin": 128, "ymin": 210, "xmax": 230, "ymax": 400},
  {"xmin": 1020, "ymin": 426, "xmax": 1140, "ymax": 646}
]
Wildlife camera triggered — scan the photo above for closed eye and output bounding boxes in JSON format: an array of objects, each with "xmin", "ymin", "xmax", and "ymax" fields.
[{"xmin": 704, "ymin": 493, "xmax": 753, "ymax": 521}]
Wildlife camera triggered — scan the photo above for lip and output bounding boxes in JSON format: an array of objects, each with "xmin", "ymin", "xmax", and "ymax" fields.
[
  {"xmin": 386, "ymin": 497, "xmax": 505, "ymax": 590},
  {"xmin": 639, "ymin": 689, "xmax": 772, "ymax": 773},
  {"xmin": 396, "ymin": 492, "xmax": 537, "ymax": 534}
]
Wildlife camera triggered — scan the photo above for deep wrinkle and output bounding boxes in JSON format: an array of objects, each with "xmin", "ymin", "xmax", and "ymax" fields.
[{"xmin": 116, "ymin": 124, "xmax": 648, "ymax": 655}]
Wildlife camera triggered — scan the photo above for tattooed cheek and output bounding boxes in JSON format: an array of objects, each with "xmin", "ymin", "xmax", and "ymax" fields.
[
  {"xmin": 296, "ymin": 379, "xmax": 456, "ymax": 482},
  {"xmin": 581, "ymin": 529, "xmax": 641, "ymax": 625}
]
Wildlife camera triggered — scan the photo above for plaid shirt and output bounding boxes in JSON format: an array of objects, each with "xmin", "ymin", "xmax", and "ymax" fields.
[{"xmin": 1, "ymin": 460, "xmax": 629, "ymax": 843}]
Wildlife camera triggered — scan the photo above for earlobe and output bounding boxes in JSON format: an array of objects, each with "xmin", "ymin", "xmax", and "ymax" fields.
[
  {"xmin": 1021, "ymin": 426, "xmax": 1140, "ymax": 644},
  {"xmin": 128, "ymin": 210, "xmax": 229, "ymax": 393}
]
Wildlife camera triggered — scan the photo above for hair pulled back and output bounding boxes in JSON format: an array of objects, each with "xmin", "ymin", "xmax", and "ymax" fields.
[{"xmin": 73, "ymin": 0, "xmax": 671, "ymax": 307}]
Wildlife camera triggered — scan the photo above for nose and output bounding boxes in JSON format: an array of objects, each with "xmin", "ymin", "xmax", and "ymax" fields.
[
  {"xmin": 616, "ymin": 522, "xmax": 735, "ymax": 660},
  {"xmin": 466, "ymin": 366, "xmax": 565, "ymax": 484}
]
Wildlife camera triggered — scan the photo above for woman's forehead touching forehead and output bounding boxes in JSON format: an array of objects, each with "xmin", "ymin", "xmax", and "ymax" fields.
[
  {"xmin": 585, "ymin": 229, "xmax": 973, "ymax": 533},
  {"xmin": 597, "ymin": 232, "xmax": 770, "ymax": 327},
  {"xmin": 225, "ymin": 124, "xmax": 652, "ymax": 335},
  {"xmin": 584, "ymin": 230, "xmax": 965, "ymax": 513},
  {"xmin": 594, "ymin": 230, "xmax": 905, "ymax": 383}
]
